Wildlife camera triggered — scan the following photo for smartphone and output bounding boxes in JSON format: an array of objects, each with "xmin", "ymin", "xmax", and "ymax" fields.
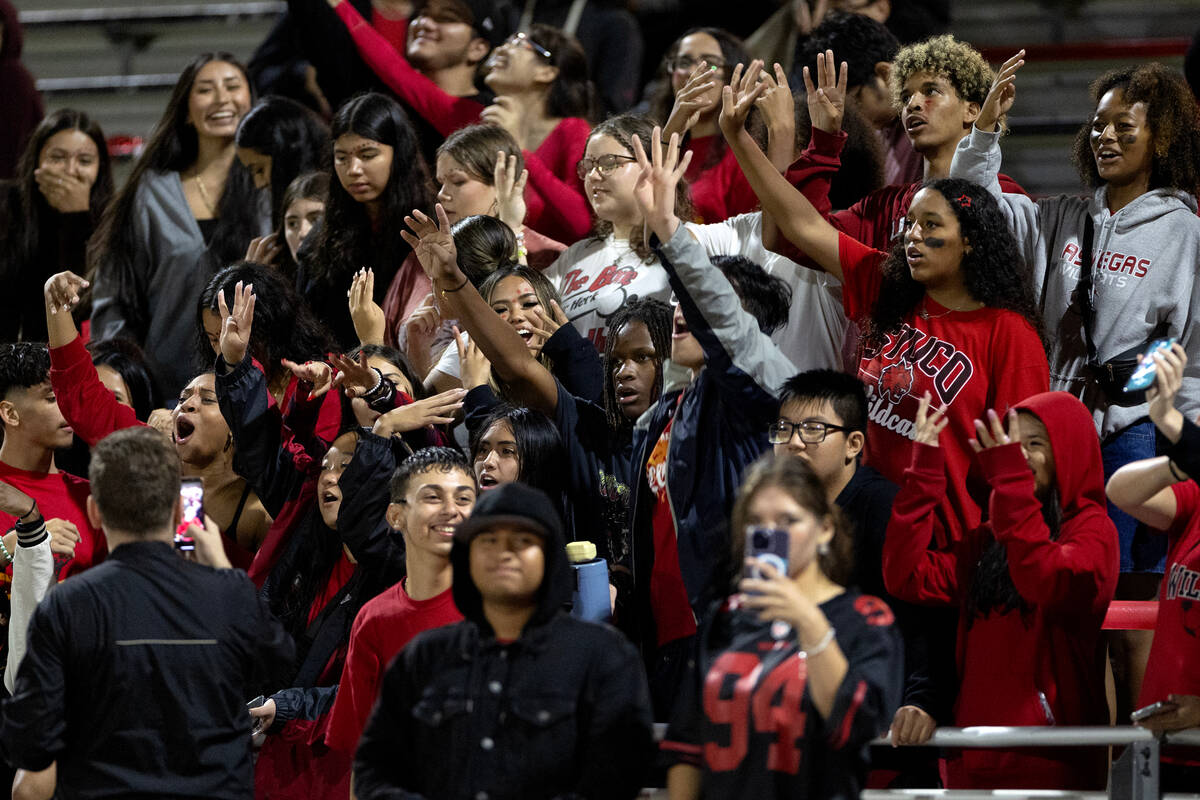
[
  {"xmin": 744, "ymin": 527, "xmax": 790, "ymax": 585},
  {"xmin": 174, "ymin": 477, "xmax": 203, "ymax": 551},
  {"xmin": 1123, "ymin": 338, "xmax": 1177, "ymax": 393},
  {"xmin": 247, "ymin": 695, "xmax": 267, "ymax": 735},
  {"xmin": 1130, "ymin": 699, "xmax": 1177, "ymax": 723}
]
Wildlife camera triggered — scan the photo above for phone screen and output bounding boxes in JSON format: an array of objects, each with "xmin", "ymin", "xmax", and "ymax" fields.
[{"xmin": 175, "ymin": 479, "xmax": 203, "ymax": 550}]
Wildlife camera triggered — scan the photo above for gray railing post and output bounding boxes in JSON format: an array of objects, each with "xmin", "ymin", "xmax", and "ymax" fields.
[{"xmin": 1110, "ymin": 735, "xmax": 1159, "ymax": 800}]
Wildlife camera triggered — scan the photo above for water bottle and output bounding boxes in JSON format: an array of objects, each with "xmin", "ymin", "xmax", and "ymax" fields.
[{"xmin": 566, "ymin": 541, "xmax": 610, "ymax": 622}]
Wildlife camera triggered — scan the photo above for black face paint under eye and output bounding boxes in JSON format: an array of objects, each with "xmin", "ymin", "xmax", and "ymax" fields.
[
  {"xmin": 1119, "ymin": 134, "xmax": 1139, "ymax": 145},
  {"xmin": 923, "ymin": 237, "xmax": 946, "ymax": 249}
]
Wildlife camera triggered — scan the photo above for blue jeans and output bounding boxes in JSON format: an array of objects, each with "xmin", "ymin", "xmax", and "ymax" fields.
[{"xmin": 1101, "ymin": 421, "xmax": 1167, "ymax": 573}]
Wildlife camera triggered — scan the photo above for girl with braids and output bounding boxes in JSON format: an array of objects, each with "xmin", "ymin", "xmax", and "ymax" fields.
[
  {"xmin": 302, "ymin": 92, "xmax": 435, "ymax": 347},
  {"xmin": 543, "ymin": 113, "xmax": 693, "ymax": 351},
  {"xmin": 0, "ymin": 109, "xmax": 113, "ymax": 341},
  {"xmin": 722, "ymin": 74, "xmax": 1048, "ymax": 550},
  {"xmin": 89, "ymin": 53, "xmax": 267, "ymax": 400},
  {"xmin": 885, "ymin": 391, "xmax": 1117, "ymax": 789},
  {"xmin": 401, "ymin": 200, "xmax": 674, "ymax": 619}
]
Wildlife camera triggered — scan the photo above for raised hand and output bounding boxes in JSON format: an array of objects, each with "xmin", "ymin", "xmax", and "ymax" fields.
[
  {"xmin": 802, "ymin": 49, "xmax": 848, "ymax": 134},
  {"xmin": 147, "ymin": 408, "xmax": 175, "ymax": 438},
  {"xmin": 244, "ymin": 233, "xmax": 282, "ymax": 266},
  {"xmin": 969, "ymin": 407, "xmax": 1019, "ymax": 453},
  {"xmin": 913, "ymin": 392, "xmax": 949, "ymax": 447},
  {"xmin": 792, "ymin": 0, "xmax": 830, "ymax": 35},
  {"xmin": 718, "ymin": 61, "xmax": 768, "ymax": 140},
  {"xmin": 216, "ymin": 281, "xmax": 256, "ymax": 367},
  {"xmin": 756, "ymin": 63, "xmax": 797, "ymax": 138},
  {"xmin": 401, "ymin": 205, "xmax": 461, "ymax": 285},
  {"xmin": 528, "ymin": 299, "xmax": 567, "ymax": 344},
  {"xmin": 44, "ymin": 271, "xmax": 89, "ymax": 315},
  {"xmin": 663, "ymin": 61, "xmax": 722, "ymax": 138},
  {"xmin": 373, "ymin": 388, "xmax": 468, "ymax": 436},
  {"xmin": 976, "ymin": 50, "xmax": 1025, "ymax": 133},
  {"xmin": 280, "ymin": 358, "xmax": 334, "ymax": 399},
  {"xmin": 329, "ymin": 351, "xmax": 381, "ymax": 399},
  {"xmin": 348, "ymin": 268, "xmax": 386, "ymax": 346},
  {"xmin": 34, "ymin": 166, "xmax": 91, "ymax": 213},
  {"xmin": 1146, "ymin": 342, "xmax": 1187, "ymax": 442},
  {"xmin": 494, "ymin": 150, "xmax": 529, "ymax": 232},
  {"xmin": 454, "ymin": 326, "xmax": 492, "ymax": 390},
  {"xmin": 630, "ymin": 126, "xmax": 693, "ymax": 241}
]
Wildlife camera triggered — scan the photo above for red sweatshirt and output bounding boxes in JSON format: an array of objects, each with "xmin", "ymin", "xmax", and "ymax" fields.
[
  {"xmin": 884, "ymin": 391, "xmax": 1118, "ymax": 790},
  {"xmin": 683, "ymin": 135, "xmax": 761, "ymax": 224},
  {"xmin": 332, "ymin": 1, "xmax": 592, "ymax": 243},
  {"xmin": 0, "ymin": 461, "xmax": 105, "ymax": 584},
  {"xmin": 1139, "ymin": 480, "xmax": 1200, "ymax": 765},
  {"xmin": 840, "ymin": 233, "xmax": 1048, "ymax": 546}
]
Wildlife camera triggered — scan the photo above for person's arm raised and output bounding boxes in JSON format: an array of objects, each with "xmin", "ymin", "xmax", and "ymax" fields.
[
  {"xmin": 399, "ymin": 205, "xmax": 559, "ymax": 416},
  {"xmin": 718, "ymin": 62, "xmax": 842, "ymax": 279}
]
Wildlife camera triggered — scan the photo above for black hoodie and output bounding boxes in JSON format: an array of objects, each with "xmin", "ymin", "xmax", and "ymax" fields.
[{"xmin": 353, "ymin": 486, "xmax": 655, "ymax": 800}]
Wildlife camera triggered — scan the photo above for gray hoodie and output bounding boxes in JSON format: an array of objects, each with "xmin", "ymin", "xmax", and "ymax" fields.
[{"xmin": 951, "ymin": 126, "xmax": 1200, "ymax": 439}]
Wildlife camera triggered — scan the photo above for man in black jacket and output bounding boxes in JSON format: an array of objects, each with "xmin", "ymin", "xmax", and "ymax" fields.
[
  {"xmin": 0, "ymin": 427, "xmax": 294, "ymax": 800},
  {"xmin": 354, "ymin": 482, "xmax": 655, "ymax": 800}
]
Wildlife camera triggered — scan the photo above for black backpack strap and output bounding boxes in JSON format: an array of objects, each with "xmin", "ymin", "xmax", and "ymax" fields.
[{"xmin": 1073, "ymin": 215, "xmax": 1099, "ymax": 366}]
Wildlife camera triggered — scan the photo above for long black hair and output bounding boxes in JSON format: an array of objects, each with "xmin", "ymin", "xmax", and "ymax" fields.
[
  {"xmin": 196, "ymin": 261, "xmax": 335, "ymax": 386},
  {"xmin": 469, "ymin": 404, "xmax": 566, "ymax": 500},
  {"xmin": 307, "ymin": 92, "xmax": 434, "ymax": 288},
  {"xmin": 88, "ymin": 53, "xmax": 261, "ymax": 334},
  {"xmin": 6, "ymin": 109, "xmax": 113, "ymax": 277},
  {"xmin": 235, "ymin": 95, "xmax": 330, "ymax": 227},
  {"xmin": 862, "ymin": 177, "xmax": 1042, "ymax": 352}
]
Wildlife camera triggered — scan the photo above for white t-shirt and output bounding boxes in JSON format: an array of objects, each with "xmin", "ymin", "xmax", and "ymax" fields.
[
  {"xmin": 542, "ymin": 234, "xmax": 672, "ymax": 353},
  {"xmin": 684, "ymin": 213, "xmax": 849, "ymax": 373}
]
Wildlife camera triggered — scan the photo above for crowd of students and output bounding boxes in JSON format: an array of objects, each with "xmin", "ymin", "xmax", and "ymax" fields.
[{"xmin": 2, "ymin": 0, "xmax": 1200, "ymax": 797}]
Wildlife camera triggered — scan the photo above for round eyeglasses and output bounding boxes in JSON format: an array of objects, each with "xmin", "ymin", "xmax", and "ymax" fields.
[{"xmin": 576, "ymin": 153, "xmax": 637, "ymax": 181}]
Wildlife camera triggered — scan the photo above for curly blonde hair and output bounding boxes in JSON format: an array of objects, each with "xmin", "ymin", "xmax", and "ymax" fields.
[{"xmin": 890, "ymin": 34, "xmax": 994, "ymax": 116}]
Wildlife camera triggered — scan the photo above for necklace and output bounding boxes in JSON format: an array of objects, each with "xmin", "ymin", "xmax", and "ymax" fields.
[
  {"xmin": 919, "ymin": 297, "xmax": 981, "ymax": 320},
  {"xmin": 194, "ymin": 174, "xmax": 216, "ymax": 216}
]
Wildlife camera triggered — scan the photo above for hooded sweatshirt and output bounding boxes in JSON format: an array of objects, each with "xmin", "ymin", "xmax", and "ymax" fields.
[
  {"xmin": 883, "ymin": 391, "xmax": 1118, "ymax": 789},
  {"xmin": 0, "ymin": 0, "xmax": 43, "ymax": 180},
  {"xmin": 352, "ymin": 499, "xmax": 655, "ymax": 800},
  {"xmin": 951, "ymin": 126, "xmax": 1200, "ymax": 440}
]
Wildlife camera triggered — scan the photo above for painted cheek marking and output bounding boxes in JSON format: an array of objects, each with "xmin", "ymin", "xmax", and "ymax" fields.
[
  {"xmin": 1119, "ymin": 134, "xmax": 1138, "ymax": 145},
  {"xmin": 923, "ymin": 237, "xmax": 946, "ymax": 249}
]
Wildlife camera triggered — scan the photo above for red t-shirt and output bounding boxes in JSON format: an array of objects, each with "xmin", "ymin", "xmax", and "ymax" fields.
[
  {"xmin": 326, "ymin": 581, "xmax": 463, "ymax": 752},
  {"xmin": 646, "ymin": 409, "xmax": 697, "ymax": 647},
  {"xmin": 683, "ymin": 135, "xmax": 761, "ymax": 225},
  {"xmin": 1140, "ymin": 480, "xmax": 1200, "ymax": 765},
  {"xmin": 0, "ymin": 460, "xmax": 106, "ymax": 585},
  {"xmin": 838, "ymin": 233, "xmax": 1049, "ymax": 546}
]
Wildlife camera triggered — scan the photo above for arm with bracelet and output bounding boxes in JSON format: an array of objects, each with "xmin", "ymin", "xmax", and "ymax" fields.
[{"xmin": 0, "ymin": 485, "xmax": 54, "ymax": 695}]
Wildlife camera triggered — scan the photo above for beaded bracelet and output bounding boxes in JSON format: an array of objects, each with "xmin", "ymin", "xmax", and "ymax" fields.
[{"xmin": 0, "ymin": 535, "xmax": 11, "ymax": 564}]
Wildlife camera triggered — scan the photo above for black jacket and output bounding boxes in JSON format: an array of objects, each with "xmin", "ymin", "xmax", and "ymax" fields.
[
  {"xmin": 353, "ymin": 494, "xmax": 655, "ymax": 800},
  {"xmin": 0, "ymin": 541, "xmax": 293, "ymax": 799}
]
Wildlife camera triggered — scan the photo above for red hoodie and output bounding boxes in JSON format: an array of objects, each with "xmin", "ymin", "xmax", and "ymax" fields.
[{"xmin": 883, "ymin": 392, "xmax": 1118, "ymax": 790}]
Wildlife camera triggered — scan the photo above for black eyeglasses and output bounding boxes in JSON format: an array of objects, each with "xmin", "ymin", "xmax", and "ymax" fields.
[
  {"xmin": 576, "ymin": 153, "xmax": 637, "ymax": 181},
  {"xmin": 768, "ymin": 419, "xmax": 851, "ymax": 445},
  {"xmin": 504, "ymin": 31, "xmax": 552, "ymax": 60}
]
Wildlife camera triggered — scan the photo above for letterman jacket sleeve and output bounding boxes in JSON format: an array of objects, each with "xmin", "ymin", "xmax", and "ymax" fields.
[
  {"xmin": 653, "ymin": 225, "xmax": 796, "ymax": 422},
  {"xmin": 882, "ymin": 443, "xmax": 962, "ymax": 605},
  {"xmin": 980, "ymin": 443, "xmax": 1118, "ymax": 615}
]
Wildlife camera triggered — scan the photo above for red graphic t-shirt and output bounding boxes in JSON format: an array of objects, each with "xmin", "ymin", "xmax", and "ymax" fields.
[{"xmin": 646, "ymin": 407, "xmax": 698, "ymax": 646}]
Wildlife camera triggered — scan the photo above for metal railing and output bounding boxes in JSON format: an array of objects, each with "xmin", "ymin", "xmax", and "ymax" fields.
[{"xmin": 18, "ymin": 2, "xmax": 285, "ymax": 26}]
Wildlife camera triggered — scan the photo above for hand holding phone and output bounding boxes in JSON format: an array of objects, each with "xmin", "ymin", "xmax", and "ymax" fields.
[
  {"xmin": 1131, "ymin": 699, "xmax": 1177, "ymax": 723},
  {"xmin": 743, "ymin": 527, "xmax": 790, "ymax": 589},
  {"xmin": 1124, "ymin": 338, "xmax": 1177, "ymax": 393}
]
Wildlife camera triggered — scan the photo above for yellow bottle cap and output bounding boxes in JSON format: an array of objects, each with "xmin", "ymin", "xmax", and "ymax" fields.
[{"xmin": 565, "ymin": 541, "xmax": 597, "ymax": 562}]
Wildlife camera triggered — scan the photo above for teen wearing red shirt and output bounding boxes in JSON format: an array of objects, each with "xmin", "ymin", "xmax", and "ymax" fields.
[
  {"xmin": 885, "ymin": 391, "xmax": 1118, "ymax": 789},
  {"xmin": 724, "ymin": 83, "xmax": 1048, "ymax": 547},
  {"xmin": 326, "ymin": 447, "xmax": 475, "ymax": 753}
]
